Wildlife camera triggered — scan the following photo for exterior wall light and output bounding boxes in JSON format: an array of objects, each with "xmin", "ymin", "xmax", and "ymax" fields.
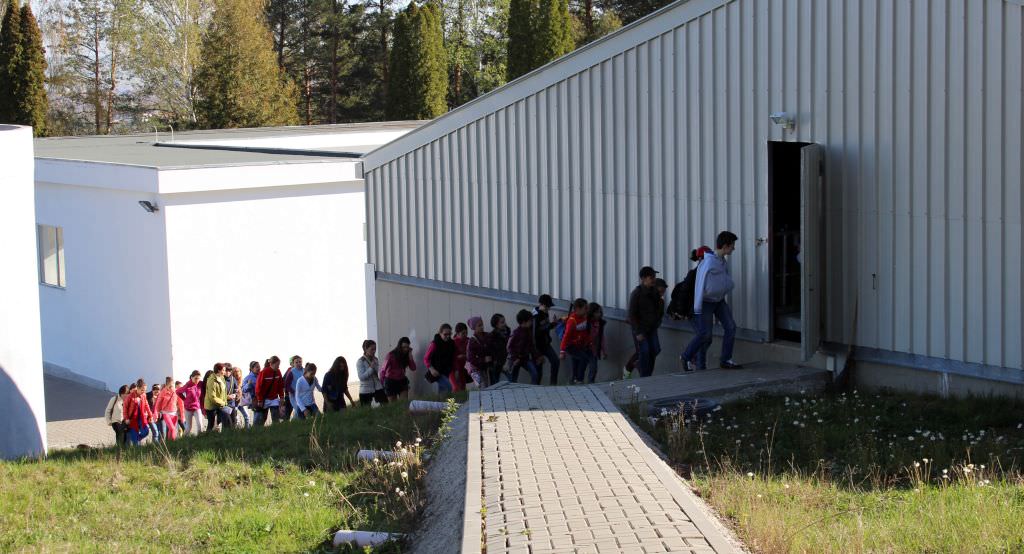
[
  {"xmin": 770, "ymin": 112, "xmax": 795, "ymax": 131},
  {"xmin": 138, "ymin": 200, "xmax": 159, "ymax": 213}
]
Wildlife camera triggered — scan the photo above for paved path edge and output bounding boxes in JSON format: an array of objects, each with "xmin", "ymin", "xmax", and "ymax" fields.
[
  {"xmin": 461, "ymin": 391, "xmax": 483, "ymax": 553},
  {"xmin": 588, "ymin": 387, "xmax": 746, "ymax": 554}
]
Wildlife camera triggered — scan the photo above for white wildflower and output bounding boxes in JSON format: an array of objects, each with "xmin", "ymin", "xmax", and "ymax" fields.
[
  {"xmin": 303, "ymin": 492, "xmax": 309, "ymax": 497},
  {"xmin": 398, "ymin": 489, "xmax": 407, "ymax": 497},
  {"xmin": 747, "ymin": 472, "xmax": 755, "ymax": 478},
  {"xmin": 396, "ymin": 441, "xmax": 403, "ymax": 448},
  {"xmin": 309, "ymin": 480, "xmax": 316, "ymax": 486},
  {"xmin": 913, "ymin": 462, "xmax": 920, "ymax": 468},
  {"xmin": 921, "ymin": 458, "xmax": 929, "ymax": 463},
  {"xmin": 980, "ymin": 465, "xmax": 986, "ymax": 470},
  {"xmin": 401, "ymin": 471, "xmax": 409, "ymax": 479},
  {"xmin": 783, "ymin": 484, "xmax": 790, "ymax": 489}
]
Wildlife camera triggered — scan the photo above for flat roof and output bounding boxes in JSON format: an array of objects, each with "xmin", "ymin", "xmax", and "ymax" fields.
[{"xmin": 35, "ymin": 121, "xmax": 424, "ymax": 169}]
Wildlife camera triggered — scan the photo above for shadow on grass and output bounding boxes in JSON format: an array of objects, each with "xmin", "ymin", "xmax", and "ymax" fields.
[{"xmin": 633, "ymin": 389, "xmax": 1024, "ymax": 490}]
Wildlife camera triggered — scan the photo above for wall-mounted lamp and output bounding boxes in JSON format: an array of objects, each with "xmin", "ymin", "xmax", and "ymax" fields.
[
  {"xmin": 770, "ymin": 112, "xmax": 796, "ymax": 131},
  {"xmin": 138, "ymin": 200, "xmax": 159, "ymax": 213}
]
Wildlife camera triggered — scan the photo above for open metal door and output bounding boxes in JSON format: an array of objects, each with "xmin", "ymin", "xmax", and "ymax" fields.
[{"xmin": 800, "ymin": 144, "xmax": 823, "ymax": 361}]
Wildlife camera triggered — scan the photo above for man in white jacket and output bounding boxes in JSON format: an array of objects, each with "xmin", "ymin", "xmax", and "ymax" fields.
[{"xmin": 681, "ymin": 231, "xmax": 744, "ymax": 370}]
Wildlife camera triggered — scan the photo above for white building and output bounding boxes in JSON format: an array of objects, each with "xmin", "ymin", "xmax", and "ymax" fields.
[
  {"xmin": 364, "ymin": 0, "xmax": 1024, "ymax": 396},
  {"xmin": 1, "ymin": 125, "xmax": 48, "ymax": 459},
  {"xmin": 34, "ymin": 122, "xmax": 419, "ymax": 389}
]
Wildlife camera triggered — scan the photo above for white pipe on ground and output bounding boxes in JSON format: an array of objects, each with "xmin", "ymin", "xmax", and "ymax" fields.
[
  {"xmin": 409, "ymin": 400, "xmax": 448, "ymax": 413},
  {"xmin": 332, "ymin": 530, "xmax": 401, "ymax": 547},
  {"xmin": 356, "ymin": 449, "xmax": 412, "ymax": 461}
]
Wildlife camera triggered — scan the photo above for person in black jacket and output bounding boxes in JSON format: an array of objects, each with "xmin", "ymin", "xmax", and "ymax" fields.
[
  {"xmin": 424, "ymin": 323, "xmax": 456, "ymax": 393},
  {"xmin": 628, "ymin": 266, "xmax": 665, "ymax": 377},
  {"xmin": 532, "ymin": 294, "xmax": 560, "ymax": 385}
]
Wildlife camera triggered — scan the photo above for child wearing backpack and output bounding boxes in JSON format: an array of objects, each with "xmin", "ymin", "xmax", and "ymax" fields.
[
  {"xmin": 559, "ymin": 298, "xmax": 595, "ymax": 384},
  {"xmin": 668, "ymin": 246, "xmax": 711, "ymax": 371},
  {"xmin": 682, "ymin": 232, "xmax": 744, "ymax": 371}
]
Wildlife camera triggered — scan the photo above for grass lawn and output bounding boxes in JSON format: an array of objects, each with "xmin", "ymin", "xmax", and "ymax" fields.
[
  {"xmin": 0, "ymin": 397, "xmax": 461, "ymax": 553},
  {"xmin": 632, "ymin": 389, "xmax": 1024, "ymax": 553}
]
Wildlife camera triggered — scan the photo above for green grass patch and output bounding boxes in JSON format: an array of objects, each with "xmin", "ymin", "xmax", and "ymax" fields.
[
  {"xmin": 1, "ymin": 397, "xmax": 464, "ymax": 553},
  {"xmin": 632, "ymin": 390, "xmax": 1024, "ymax": 553}
]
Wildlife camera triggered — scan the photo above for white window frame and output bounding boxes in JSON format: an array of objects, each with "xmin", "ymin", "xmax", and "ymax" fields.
[{"xmin": 37, "ymin": 224, "xmax": 66, "ymax": 289}]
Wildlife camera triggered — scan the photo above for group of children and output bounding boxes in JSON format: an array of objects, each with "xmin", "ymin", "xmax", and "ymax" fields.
[
  {"xmin": 365, "ymin": 295, "xmax": 615, "ymax": 398},
  {"xmin": 103, "ymin": 355, "xmax": 356, "ymax": 446}
]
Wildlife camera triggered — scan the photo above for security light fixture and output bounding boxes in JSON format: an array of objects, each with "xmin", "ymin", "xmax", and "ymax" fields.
[
  {"xmin": 138, "ymin": 200, "xmax": 159, "ymax": 213},
  {"xmin": 770, "ymin": 112, "xmax": 795, "ymax": 131}
]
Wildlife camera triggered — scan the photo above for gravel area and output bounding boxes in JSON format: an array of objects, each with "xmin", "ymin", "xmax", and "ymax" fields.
[{"xmin": 407, "ymin": 404, "xmax": 470, "ymax": 554}]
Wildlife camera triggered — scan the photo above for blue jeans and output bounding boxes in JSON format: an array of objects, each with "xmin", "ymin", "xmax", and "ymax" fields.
[
  {"xmin": 436, "ymin": 375, "xmax": 453, "ymax": 394},
  {"xmin": 539, "ymin": 343, "xmax": 558, "ymax": 384},
  {"xmin": 231, "ymin": 404, "xmax": 251, "ymax": 428},
  {"xmin": 688, "ymin": 317, "xmax": 708, "ymax": 369},
  {"xmin": 510, "ymin": 360, "xmax": 541, "ymax": 384},
  {"xmin": 567, "ymin": 346, "xmax": 598, "ymax": 383},
  {"xmin": 148, "ymin": 422, "xmax": 162, "ymax": 443},
  {"xmin": 634, "ymin": 328, "xmax": 661, "ymax": 377},
  {"xmin": 682, "ymin": 300, "xmax": 737, "ymax": 366},
  {"xmin": 128, "ymin": 425, "xmax": 150, "ymax": 445},
  {"xmin": 253, "ymin": 404, "xmax": 284, "ymax": 427}
]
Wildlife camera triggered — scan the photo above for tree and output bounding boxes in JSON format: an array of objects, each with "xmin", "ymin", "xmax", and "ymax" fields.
[
  {"xmin": 130, "ymin": 0, "xmax": 215, "ymax": 128},
  {"xmin": 386, "ymin": 1, "xmax": 446, "ymax": 120},
  {"xmin": 195, "ymin": 0, "xmax": 299, "ymax": 128},
  {"xmin": 534, "ymin": 0, "xmax": 571, "ymax": 67},
  {"xmin": 0, "ymin": 0, "xmax": 23, "ymax": 122},
  {"xmin": 15, "ymin": 4, "xmax": 48, "ymax": 135},
  {"xmin": 61, "ymin": 0, "xmax": 137, "ymax": 134},
  {"xmin": 605, "ymin": 0, "xmax": 669, "ymax": 25},
  {"xmin": 505, "ymin": 0, "xmax": 532, "ymax": 80}
]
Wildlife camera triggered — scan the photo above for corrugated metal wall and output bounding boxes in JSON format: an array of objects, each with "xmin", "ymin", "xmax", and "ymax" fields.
[{"xmin": 367, "ymin": 0, "xmax": 1024, "ymax": 370}]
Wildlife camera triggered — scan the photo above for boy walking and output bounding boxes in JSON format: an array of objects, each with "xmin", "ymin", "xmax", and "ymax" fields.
[
  {"xmin": 507, "ymin": 309, "xmax": 543, "ymax": 384},
  {"xmin": 532, "ymin": 294, "xmax": 560, "ymax": 385},
  {"xmin": 681, "ymin": 231, "xmax": 744, "ymax": 370},
  {"xmin": 628, "ymin": 266, "xmax": 664, "ymax": 377}
]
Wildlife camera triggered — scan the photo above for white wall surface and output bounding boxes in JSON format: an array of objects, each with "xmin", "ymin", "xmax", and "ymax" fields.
[
  {"xmin": 0, "ymin": 126, "xmax": 48, "ymax": 458},
  {"xmin": 162, "ymin": 181, "xmax": 369, "ymax": 383},
  {"xmin": 35, "ymin": 179, "xmax": 173, "ymax": 390}
]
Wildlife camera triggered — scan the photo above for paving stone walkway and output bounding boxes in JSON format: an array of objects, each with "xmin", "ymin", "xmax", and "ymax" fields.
[{"xmin": 464, "ymin": 384, "xmax": 742, "ymax": 554}]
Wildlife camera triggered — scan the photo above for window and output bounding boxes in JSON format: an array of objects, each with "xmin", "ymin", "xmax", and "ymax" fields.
[{"xmin": 37, "ymin": 224, "xmax": 66, "ymax": 288}]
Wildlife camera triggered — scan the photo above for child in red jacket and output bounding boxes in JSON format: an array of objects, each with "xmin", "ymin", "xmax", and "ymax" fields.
[
  {"xmin": 559, "ymin": 298, "xmax": 596, "ymax": 384},
  {"xmin": 122, "ymin": 383, "xmax": 152, "ymax": 445}
]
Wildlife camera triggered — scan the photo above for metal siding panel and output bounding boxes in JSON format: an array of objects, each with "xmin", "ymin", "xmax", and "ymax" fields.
[
  {"xmin": 946, "ymin": 0, "xmax": 967, "ymax": 363},
  {"xmin": 891, "ymin": 0, "xmax": 912, "ymax": 353},
  {"xmin": 984, "ymin": 2, "xmax": 1004, "ymax": 365},
  {"xmin": 964, "ymin": 0, "xmax": 985, "ymax": 363},
  {"xmin": 860, "ymin": 0, "xmax": 880, "ymax": 350},
  {"xmin": 614, "ymin": 54, "xmax": 628, "ymax": 308},
  {"xmin": 441, "ymin": 135, "xmax": 453, "ymax": 282},
  {"xmin": 1004, "ymin": 6, "xmax": 1023, "ymax": 369},
  {"xmin": 927, "ymin": 1, "xmax": 948, "ymax": 359},
  {"xmin": 875, "ymin": 0, "xmax": 895, "ymax": 352},
  {"xmin": 412, "ymin": 150, "xmax": 422, "ymax": 278}
]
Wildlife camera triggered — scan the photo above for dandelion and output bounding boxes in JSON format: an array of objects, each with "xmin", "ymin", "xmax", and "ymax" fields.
[
  {"xmin": 942, "ymin": 469, "xmax": 948, "ymax": 474},
  {"xmin": 309, "ymin": 480, "xmax": 316, "ymax": 486},
  {"xmin": 303, "ymin": 492, "xmax": 309, "ymax": 497},
  {"xmin": 783, "ymin": 484, "xmax": 790, "ymax": 489},
  {"xmin": 913, "ymin": 462, "xmax": 920, "ymax": 468},
  {"xmin": 922, "ymin": 458, "xmax": 929, "ymax": 463},
  {"xmin": 396, "ymin": 441, "xmax": 403, "ymax": 448},
  {"xmin": 980, "ymin": 465, "xmax": 986, "ymax": 470},
  {"xmin": 398, "ymin": 489, "xmax": 407, "ymax": 497},
  {"xmin": 416, "ymin": 437, "xmax": 423, "ymax": 444},
  {"xmin": 747, "ymin": 472, "xmax": 755, "ymax": 478}
]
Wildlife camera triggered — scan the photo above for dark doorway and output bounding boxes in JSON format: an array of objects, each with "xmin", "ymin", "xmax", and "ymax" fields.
[{"xmin": 768, "ymin": 141, "xmax": 810, "ymax": 342}]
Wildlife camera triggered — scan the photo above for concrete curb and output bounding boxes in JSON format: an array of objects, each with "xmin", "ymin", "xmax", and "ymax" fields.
[{"xmin": 461, "ymin": 391, "xmax": 482, "ymax": 553}]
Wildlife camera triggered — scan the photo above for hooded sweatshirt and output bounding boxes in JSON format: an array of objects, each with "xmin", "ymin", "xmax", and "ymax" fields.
[
  {"xmin": 122, "ymin": 392, "xmax": 152, "ymax": 432},
  {"xmin": 559, "ymin": 312, "xmax": 592, "ymax": 354},
  {"xmin": 692, "ymin": 250, "xmax": 735, "ymax": 314},
  {"xmin": 153, "ymin": 387, "xmax": 180, "ymax": 415},
  {"xmin": 507, "ymin": 326, "xmax": 540, "ymax": 364},
  {"xmin": 381, "ymin": 350, "xmax": 416, "ymax": 381},
  {"xmin": 176, "ymin": 381, "xmax": 203, "ymax": 412}
]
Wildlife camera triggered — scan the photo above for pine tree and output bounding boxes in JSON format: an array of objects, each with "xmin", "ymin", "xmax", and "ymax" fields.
[
  {"xmin": 0, "ymin": 0, "xmax": 23, "ymax": 122},
  {"xmin": 195, "ymin": 0, "xmax": 299, "ymax": 128},
  {"xmin": 386, "ymin": 1, "xmax": 447, "ymax": 120},
  {"xmin": 505, "ymin": 0, "xmax": 533, "ymax": 80},
  {"xmin": 15, "ymin": 4, "xmax": 47, "ymax": 135},
  {"xmin": 535, "ymin": 0, "xmax": 571, "ymax": 67}
]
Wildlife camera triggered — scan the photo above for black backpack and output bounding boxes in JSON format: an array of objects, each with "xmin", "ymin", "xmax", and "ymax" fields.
[{"xmin": 667, "ymin": 267, "xmax": 698, "ymax": 320}]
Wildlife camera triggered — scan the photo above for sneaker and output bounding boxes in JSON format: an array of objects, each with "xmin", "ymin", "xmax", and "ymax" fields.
[{"xmin": 720, "ymin": 360, "xmax": 744, "ymax": 370}]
